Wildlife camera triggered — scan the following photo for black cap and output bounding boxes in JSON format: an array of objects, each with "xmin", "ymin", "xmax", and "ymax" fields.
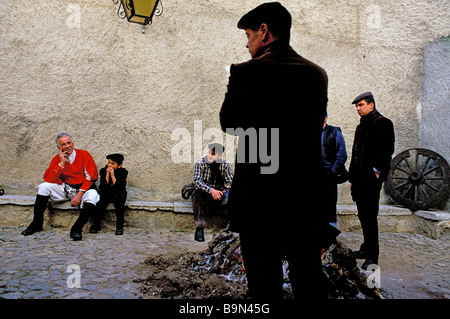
[
  {"xmin": 352, "ymin": 92, "xmax": 374, "ymax": 104},
  {"xmin": 208, "ymin": 143, "xmax": 224, "ymax": 155},
  {"xmin": 237, "ymin": 2, "xmax": 292, "ymax": 42},
  {"xmin": 106, "ymin": 153, "xmax": 124, "ymax": 164}
]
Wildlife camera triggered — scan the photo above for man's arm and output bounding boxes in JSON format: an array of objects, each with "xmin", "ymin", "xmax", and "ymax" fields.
[
  {"xmin": 193, "ymin": 161, "xmax": 212, "ymax": 193},
  {"xmin": 79, "ymin": 151, "xmax": 98, "ymax": 191},
  {"xmin": 70, "ymin": 151, "xmax": 98, "ymax": 207},
  {"xmin": 223, "ymin": 163, "xmax": 233, "ymax": 187},
  {"xmin": 220, "ymin": 64, "xmax": 255, "ymax": 132},
  {"xmin": 43, "ymin": 155, "xmax": 64, "ymax": 184},
  {"xmin": 373, "ymin": 118, "xmax": 395, "ymax": 179},
  {"xmin": 332, "ymin": 130, "xmax": 347, "ymax": 173}
]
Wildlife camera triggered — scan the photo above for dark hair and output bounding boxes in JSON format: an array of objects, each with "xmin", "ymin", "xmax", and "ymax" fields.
[
  {"xmin": 237, "ymin": 2, "xmax": 292, "ymax": 44},
  {"xmin": 363, "ymin": 96, "xmax": 376, "ymax": 108}
]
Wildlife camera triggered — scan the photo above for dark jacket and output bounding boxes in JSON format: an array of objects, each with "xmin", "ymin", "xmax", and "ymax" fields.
[
  {"xmin": 220, "ymin": 41, "xmax": 328, "ymax": 231},
  {"xmin": 99, "ymin": 166, "xmax": 128, "ymax": 195},
  {"xmin": 322, "ymin": 125, "xmax": 347, "ymax": 174},
  {"xmin": 349, "ymin": 109, "xmax": 395, "ymax": 186}
]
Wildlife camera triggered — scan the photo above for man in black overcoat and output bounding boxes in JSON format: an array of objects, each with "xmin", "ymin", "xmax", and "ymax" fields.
[
  {"xmin": 349, "ymin": 92, "xmax": 395, "ymax": 270},
  {"xmin": 220, "ymin": 2, "xmax": 330, "ymax": 299}
]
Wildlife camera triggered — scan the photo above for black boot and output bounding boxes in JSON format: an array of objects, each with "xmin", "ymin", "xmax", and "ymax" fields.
[
  {"xmin": 70, "ymin": 202, "xmax": 95, "ymax": 240},
  {"xmin": 354, "ymin": 243, "xmax": 369, "ymax": 259},
  {"xmin": 89, "ymin": 210, "xmax": 101, "ymax": 233},
  {"xmin": 194, "ymin": 228, "xmax": 205, "ymax": 242},
  {"xmin": 21, "ymin": 195, "xmax": 49, "ymax": 236}
]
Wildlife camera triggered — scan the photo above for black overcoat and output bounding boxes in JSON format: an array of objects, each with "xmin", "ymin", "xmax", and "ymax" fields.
[
  {"xmin": 349, "ymin": 110, "xmax": 395, "ymax": 195},
  {"xmin": 220, "ymin": 41, "xmax": 329, "ymax": 234}
]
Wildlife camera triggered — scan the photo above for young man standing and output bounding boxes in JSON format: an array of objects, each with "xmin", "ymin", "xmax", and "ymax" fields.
[
  {"xmin": 349, "ymin": 92, "xmax": 395, "ymax": 270},
  {"xmin": 220, "ymin": 2, "xmax": 330, "ymax": 299}
]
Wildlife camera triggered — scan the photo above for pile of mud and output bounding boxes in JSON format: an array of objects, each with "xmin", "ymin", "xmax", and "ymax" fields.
[{"xmin": 135, "ymin": 231, "xmax": 383, "ymax": 299}]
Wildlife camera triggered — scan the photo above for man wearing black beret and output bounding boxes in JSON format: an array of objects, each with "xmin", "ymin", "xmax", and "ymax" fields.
[
  {"xmin": 349, "ymin": 92, "xmax": 395, "ymax": 270},
  {"xmin": 220, "ymin": 2, "xmax": 329, "ymax": 299}
]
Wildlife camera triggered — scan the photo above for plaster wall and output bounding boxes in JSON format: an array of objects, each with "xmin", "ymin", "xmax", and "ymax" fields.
[
  {"xmin": 0, "ymin": 0, "xmax": 448, "ymax": 204},
  {"xmin": 421, "ymin": 37, "xmax": 450, "ymax": 164}
]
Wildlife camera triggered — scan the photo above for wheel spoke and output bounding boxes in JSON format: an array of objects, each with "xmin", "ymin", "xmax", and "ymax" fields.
[
  {"xmin": 415, "ymin": 150, "xmax": 419, "ymax": 171},
  {"xmin": 420, "ymin": 155, "xmax": 432, "ymax": 172},
  {"xmin": 403, "ymin": 184, "xmax": 413, "ymax": 197},
  {"xmin": 394, "ymin": 165, "xmax": 410, "ymax": 175},
  {"xmin": 394, "ymin": 181, "xmax": 410, "ymax": 190},
  {"xmin": 423, "ymin": 165, "xmax": 440, "ymax": 176},
  {"xmin": 403, "ymin": 157, "xmax": 415, "ymax": 174},
  {"xmin": 424, "ymin": 181, "xmax": 440, "ymax": 192},
  {"xmin": 420, "ymin": 184, "xmax": 430, "ymax": 200},
  {"xmin": 425, "ymin": 176, "xmax": 444, "ymax": 180}
]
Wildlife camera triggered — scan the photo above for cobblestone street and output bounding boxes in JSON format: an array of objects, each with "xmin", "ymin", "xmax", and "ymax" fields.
[
  {"xmin": 0, "ymin": 225, "xmax": 448, "ymax": 300},
  {"xmin": 339, "ymin": 232, "xmax": 449, "ymax": 299},
  {"xmin": 0, "ymin": 226, "xmax": 208, "ymax": 299}
]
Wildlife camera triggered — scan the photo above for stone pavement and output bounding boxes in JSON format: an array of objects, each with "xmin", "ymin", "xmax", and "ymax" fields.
[
  {"xmin": 0, "ymin": 225, "xmax": 448, "ymax": 299},
  {"xmin": 339, "ymin": 232, "xmax": 449, "ymax": 299},
  {"xmin": 0, "ymin": 225, "xmax": 209, "ymax": 299}
]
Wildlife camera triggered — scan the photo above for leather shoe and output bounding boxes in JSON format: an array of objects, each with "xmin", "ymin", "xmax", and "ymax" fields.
[
  {"xmin": 70, "ymin": 232, "xmax": 82, "ymax": 241},
  {"xmin": 89, "ymin": 226, "xmax": 99, "ymax": 234},
  {"xmin": 115, "ymin": 228, "xmax": 124, "ymax": 235},
  {"xmin": 21, "ymin": 228, "xmax": 38, "ymax": 236},
  {"xmin": 361, "ymin": 259, "xmax": 378, "ymax": 271},
  {"xmin": 194, "ymin": 228, "xmax": 205, "ymax": 242}
]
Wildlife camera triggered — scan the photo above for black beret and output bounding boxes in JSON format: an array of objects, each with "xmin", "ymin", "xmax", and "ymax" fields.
[
  {"xmin": 106, "ymin": 153, "xmax": 124, "ymax": 164},
  {"xmin": 237, "ymin": 2, "xmax": 292, "ymax": 34},
  {"xmin": 208, "ymin": 143, "xmax": 224, "ymax": 155},
  {"xmin": 352, "ymin": 92, "xmax": 374, "ymax": 104}
]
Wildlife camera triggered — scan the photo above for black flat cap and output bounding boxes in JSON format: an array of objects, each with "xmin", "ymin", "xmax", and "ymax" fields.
[
  {"xmin": 106, "ymin": 153, "xmax": 124, "ymax": 164},
  {"xmin": 352, "ymin": 92, "xmax": 374, "ymax": 104},
  {"xmin": 237, "ymin": 2, "xmax": 291, "ymax": 41}
]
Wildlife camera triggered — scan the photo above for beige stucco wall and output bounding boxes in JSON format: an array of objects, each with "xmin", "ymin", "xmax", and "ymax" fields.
[{"xmin": 0, "ymin": 0, "xmax": 448, "ymax": 204}]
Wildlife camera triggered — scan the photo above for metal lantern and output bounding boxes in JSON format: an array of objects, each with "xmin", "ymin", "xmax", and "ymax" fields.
[{"xmin": 115, "ymin": 0, "xmax": 163, "ymax": 26}]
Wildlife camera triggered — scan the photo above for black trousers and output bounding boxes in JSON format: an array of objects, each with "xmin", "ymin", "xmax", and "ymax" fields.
[
  {"xmin": 239, "ymin": 229, "xmax": 328, "ymax": 300},
  {"xmin": 92, "ymin": 192, "xmax": 127, "ymax": 229},
  {"xmin": 70, "ymin": 202, "xmax": 96, "ymax": 234},
  {"xmin": 324, "ymin": 176, "xmax": 338, "ymax": 224},
  {"xmin": 352, "ymin": 181, "xmax": 382, "ymax": 262},
  {"xmin": 191, "ymin": 189, "xmax": 222, "ymax": 229}
]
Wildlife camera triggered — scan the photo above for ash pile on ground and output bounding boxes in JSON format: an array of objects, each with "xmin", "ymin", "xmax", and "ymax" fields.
[{"xmin": 135, "ymin": 231, "xmax": 384, "ymax": 299}]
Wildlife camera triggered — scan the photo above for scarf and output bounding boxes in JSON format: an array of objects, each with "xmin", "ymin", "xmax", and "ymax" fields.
[{"xmin": 207, "ymin": 158, "xmax": 224, "ymax": 190}]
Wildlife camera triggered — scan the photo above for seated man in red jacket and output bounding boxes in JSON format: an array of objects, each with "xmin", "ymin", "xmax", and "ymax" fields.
[{"xmin": 21, "ymin": 132, "xmax": 99, "ymax": 241}]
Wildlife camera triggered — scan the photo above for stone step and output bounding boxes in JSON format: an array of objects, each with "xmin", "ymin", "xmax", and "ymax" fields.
[{"xmin": 0, "ymin": 195, "xmax": 448, "ymax": 239}]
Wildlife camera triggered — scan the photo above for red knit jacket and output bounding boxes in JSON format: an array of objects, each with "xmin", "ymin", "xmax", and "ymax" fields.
[{"xmin": 43, "ymin": 149, "xmax": 98, "ymax": 191}]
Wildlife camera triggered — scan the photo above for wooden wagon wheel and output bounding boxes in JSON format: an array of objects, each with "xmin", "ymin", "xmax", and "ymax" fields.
[{"xmin": 385, "ymin": 148, "xmax": 450, "ymax": 211}]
